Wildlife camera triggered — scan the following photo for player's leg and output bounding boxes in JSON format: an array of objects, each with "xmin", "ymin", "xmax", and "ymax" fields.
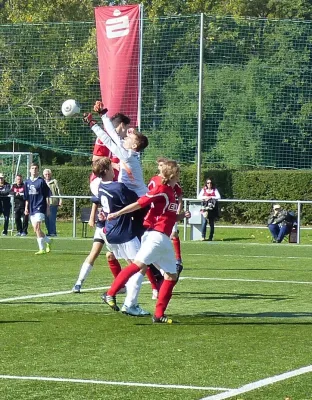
[
  {"xmin": 73, "ymin": 229, "xmax": 104, "ymax": 292},
  {"xmin": 32, "ymin": 213, "xmax": 50, "ymax": 254},
  {"xmin": 106, "ymin": 251, "xmax": 122, "ymax": 279},
  {"xmin": 151, "ymin": 233, "xmax": 177, "ymax": 323},
  {"xmin": 171, "ymin": 224, "xmax": 182, "ymax": 264}
]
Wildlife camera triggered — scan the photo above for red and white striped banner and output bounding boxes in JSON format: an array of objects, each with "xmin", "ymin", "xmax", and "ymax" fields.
[{"xmin": 94, "ymin": 5, "xmax": 140, "ymax": 127}]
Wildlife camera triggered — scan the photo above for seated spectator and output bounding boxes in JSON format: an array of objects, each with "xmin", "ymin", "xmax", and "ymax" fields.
[{"xmin": 267, "ymin": 204, "xmax": 296, "ymax": 243}]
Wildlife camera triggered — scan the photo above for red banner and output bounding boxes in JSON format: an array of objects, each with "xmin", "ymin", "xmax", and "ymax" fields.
[{"xmin": 95, "ymin": 5, "xmax": 140, "ymax": 127}]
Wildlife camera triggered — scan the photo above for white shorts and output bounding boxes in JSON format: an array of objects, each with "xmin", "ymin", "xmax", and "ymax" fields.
[
  {"xmin": 30, "ymin": 213, "xmax": 45, "ymax": 224},
  {"xmin": 109, "ymin": 236, "xmax": 140, "ymax": 262},
  {"xmin": 135, "ymin": 230, "xmax": 176, "ymax": 274},
  {"xmin": 93, "ymin": 227, "xmax": 112, "ymax": 252}
]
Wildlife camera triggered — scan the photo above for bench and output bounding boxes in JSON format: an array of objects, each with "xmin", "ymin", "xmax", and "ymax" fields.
[{"xmin": 80, "ymin": 207, "xmax": 92, "ymax": 238}]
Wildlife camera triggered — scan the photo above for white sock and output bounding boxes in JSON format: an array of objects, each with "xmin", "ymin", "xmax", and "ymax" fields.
[
  {"xmin": 124, "ymin": 272, "xmax": 144, "ymax": 307},
  {"xmin": 76, "ymin": 262, "xmax": 93, "ymax": 285},
  {"xmin": 37, "ymin": 237, "xmax": 44, "ymax": 250}
]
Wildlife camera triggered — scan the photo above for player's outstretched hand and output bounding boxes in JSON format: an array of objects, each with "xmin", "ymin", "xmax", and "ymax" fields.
[
  {"xmin": 94, "ymin": 101, "xmax": 108, "ymax": 116},
  {"xmin": 83, "ymin": 113, "xmax": 96, "ymax": 127},
  {"xmin": 107, "ymin": 212, "xmax": 119, "ymax": 221}
]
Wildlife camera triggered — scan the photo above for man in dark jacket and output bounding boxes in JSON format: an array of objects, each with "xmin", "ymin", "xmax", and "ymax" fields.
[
  {"xmin": 11, "ymin": 174, "xmax": 28, "ymax": 236},
  {"xmin": 0, "ymin": 173, "xmax": 12, "ymax": 235},
  {"xmin": 267, "ymin": 204, "xmax": 294, "ymax": 243}
]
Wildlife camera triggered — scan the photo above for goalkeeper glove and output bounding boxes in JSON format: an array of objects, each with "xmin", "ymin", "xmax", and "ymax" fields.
[
  {"xmin": 93, "ymin": 100, "xmax": 108, "ymax": 116},
  {"xmin": 83, "ymin": 113, "xmax": 97, "ymax": 128}
]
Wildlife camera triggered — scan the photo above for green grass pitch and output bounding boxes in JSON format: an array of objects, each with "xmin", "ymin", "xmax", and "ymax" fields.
[{"xmin": 0, "ymin": 235, "xmax": 311, "ymax": 400}]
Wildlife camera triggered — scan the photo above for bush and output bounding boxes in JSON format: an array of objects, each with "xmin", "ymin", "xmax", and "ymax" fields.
[{"xmin": 44, "ymin": 165, "xmax": 312, "ymax": 224}]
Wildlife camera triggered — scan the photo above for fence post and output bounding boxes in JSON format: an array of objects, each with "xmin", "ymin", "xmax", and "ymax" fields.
[{"xmin": 73, "ymin": 197, "xmax": 77, "ymax": 238}]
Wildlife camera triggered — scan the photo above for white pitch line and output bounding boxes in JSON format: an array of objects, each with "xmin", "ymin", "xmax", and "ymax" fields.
[
  {"xmin": 189, "ymin": 253, "xmax": 312, "ymax": 260},
  {"xmin": 182, "ymin": 277, "xmax": 312, "ymax": 285},
  {"xmin": 1, "ymin": 276, "xmax": 311, "ymax": 303},
  {"xmin": 0, "ymin": 286, "xmax": 110, "ymax": 302},
  {"xmin": 199, "ymin": 365, "xmax": 312, "ymax": 400},
  {"xmin": 0, "ymin": 375, "xmax": 231, "ymax": 392}
]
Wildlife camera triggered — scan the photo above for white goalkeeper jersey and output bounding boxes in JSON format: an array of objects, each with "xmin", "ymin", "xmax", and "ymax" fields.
[{"xmin": 91, "ymin": 115, "xmax": 148, "ymax": 197}]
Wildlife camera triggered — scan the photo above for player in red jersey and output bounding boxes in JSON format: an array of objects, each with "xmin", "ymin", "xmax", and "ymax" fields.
[
  {"xmin": 102, "ymin": 160, "xmax": 191, "ymax": 324},
  {"xmin": 148, "ymin": 157, "xmax": 184, "ymax": 286}
]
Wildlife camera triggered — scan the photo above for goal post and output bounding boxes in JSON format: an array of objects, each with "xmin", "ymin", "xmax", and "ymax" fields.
[{"xmin": 0, "ymin": 152, "xmax": 40, "ymax": 182}]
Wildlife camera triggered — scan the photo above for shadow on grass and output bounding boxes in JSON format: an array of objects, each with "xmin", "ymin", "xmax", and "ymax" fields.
[
  {"xmin": 0, "ymin": 320, "xmax": 41, "ymax": 324},
  {"xmin": 197, "ymin": 311, "xmax": 312, "ymax": 318},
  {"xmin": 173, "ymin": 292, "xmax": 291, "ymax": 301},
  {"xmin": 219, "ymin": 238, "xmax": 255, "ymax": 242}
]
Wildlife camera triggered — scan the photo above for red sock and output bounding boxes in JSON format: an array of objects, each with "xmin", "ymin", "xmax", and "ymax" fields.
[
  {"xmin": 172, "ymin": 237, "xmax": 182, "ymax": 263},
  {"xmin": 154, "ymin": 280, "xmax": 176, "ymax": 318},
  {"xmin": 145, "ymin": 267, "xmax": 159, "ymax": 290},
  {"xmin": 107, "ymin": 258, "xmax": 122, "ymax": 278},
  {"xmin": 107, "ymin": 263, "xmax": 140, "ymax": 296}
]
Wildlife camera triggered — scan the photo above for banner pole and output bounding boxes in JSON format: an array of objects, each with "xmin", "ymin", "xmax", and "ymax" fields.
[{"xmin": 138, "ymin": 3, "xmax": 143, "ymax": 131}]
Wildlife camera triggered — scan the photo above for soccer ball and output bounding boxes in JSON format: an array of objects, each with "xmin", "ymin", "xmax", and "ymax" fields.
[{"xmin": 61, "ymin": 99, "xmax": 80, "ymax": 117}]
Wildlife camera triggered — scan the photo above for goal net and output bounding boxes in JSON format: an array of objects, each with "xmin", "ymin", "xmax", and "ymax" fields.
[{"xmin": 0, "ymin": 152, "xmax": 40, "ymax": 183}]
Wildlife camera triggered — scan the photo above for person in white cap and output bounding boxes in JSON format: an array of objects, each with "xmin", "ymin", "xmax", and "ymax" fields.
[{"xmin": 267, "ymin": 204, "xmax": 294, "ymax": 243}]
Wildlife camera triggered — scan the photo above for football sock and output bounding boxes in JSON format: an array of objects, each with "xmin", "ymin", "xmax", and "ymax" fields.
[
  {"xmin": 37, "ymin": 237, "xmax": 44, "ymax": 250},
  {"xmin": 76, "ymin": 262, "xmax": 93, "ymax": 285},
  {"xmin": 146, "ymin": 266, "xmax": 159, "ymax": 290},
  {"xmin": 154, "ymin": 280, "xmax": 176, "ymax": 318},
  {"xmin": 172, "ymin": 236, "xmax": 182, "ymax": 263},
  {"xmin": 107, "ymin": 263, "xmax": 140, "ymax": 296},
  {"xmin": 107, "ymin": 258, "xmax": 122, "ymax": 278},
  {"xmin": 124, "ymin": 272, "xmax": 144, "ymax": 307}
]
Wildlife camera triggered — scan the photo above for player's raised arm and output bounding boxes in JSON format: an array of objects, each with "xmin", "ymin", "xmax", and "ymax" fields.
[{"xmin": 83, "ymin": 111, "xmax": 128, "ymax": 162}]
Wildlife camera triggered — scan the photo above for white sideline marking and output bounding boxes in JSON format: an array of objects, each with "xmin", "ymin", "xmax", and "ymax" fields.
[
  {"xmin": 189, "ymin": 253, "xmax": 312, "ymax": 260},
  {"xmin": 182, "ymin": 277, "xmax": 312, "ymax": 285},
  {"xmin": 199, "ymin": 365, "xmax": 312, "ymax": 400},
  {"xmin": 0, "ymin": 286, "xmax": 110, "ymax": 302},
  {"xmin": 0, "ymin": 375, "xmax": 231, "ymax": 392},
  {"xmin": 0, "ymin": 276, "xmax": 311, "ymax": 303}
]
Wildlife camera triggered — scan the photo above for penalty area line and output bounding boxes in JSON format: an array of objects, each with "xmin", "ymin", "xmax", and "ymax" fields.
[
  {"xmin": 199, "ymin": 365, "xmax": 312, "ymax": 400},
  {"xmin": 0, "ymin": 375, "xmax": 232, "ymax": 392}
]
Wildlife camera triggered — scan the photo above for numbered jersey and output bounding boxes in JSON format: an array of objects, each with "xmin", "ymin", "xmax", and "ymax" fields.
[
  {"xmin": 138, "ymin": 183, "xmax": 178, "ymax": 237},
  {"xmin": 97, "ymin": 181, "xmax": 138, "ymax": 244}
]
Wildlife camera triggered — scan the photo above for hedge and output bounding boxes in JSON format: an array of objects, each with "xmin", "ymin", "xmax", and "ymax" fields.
[{"xmin": 45, "ymin": 165, "xmax": 312, "ymax": 225}]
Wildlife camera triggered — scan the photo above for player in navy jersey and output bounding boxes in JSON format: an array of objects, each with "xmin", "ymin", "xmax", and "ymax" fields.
[
  {"xmin": 93, "ymin": 157, "xmax": 150, "ymax": 316},
  {"xmin": 24, "ymin": 163, "xmax": 52, "ymax": 255},
  {"xmin": 102, "ymin": 160, "xmax": 191, "ymax": 324}
]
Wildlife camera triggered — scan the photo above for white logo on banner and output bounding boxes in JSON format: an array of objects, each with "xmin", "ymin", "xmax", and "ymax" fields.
[{"xmin": 106, "ymin": 9, "xmax": 129, "ymax": 38}]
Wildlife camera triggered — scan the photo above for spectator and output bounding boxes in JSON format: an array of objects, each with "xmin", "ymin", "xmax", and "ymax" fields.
[
  {"xmin": 267, "ymin": 204, "xmax": 295, "ymax": 243},
  {"xmin": 11, "ymin": 174, "xmax": 28, "ymax": 236},
  {"xmin": 197, "ymin": 178, "xmax": 221, "ymax": 241},
  {"xmin": 43, "ymin": 168, "xmax": 62, "ymax": 236},
  {"xmin": 0, "ymin": 173, "xmax": 11, "ymax": 236}
]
